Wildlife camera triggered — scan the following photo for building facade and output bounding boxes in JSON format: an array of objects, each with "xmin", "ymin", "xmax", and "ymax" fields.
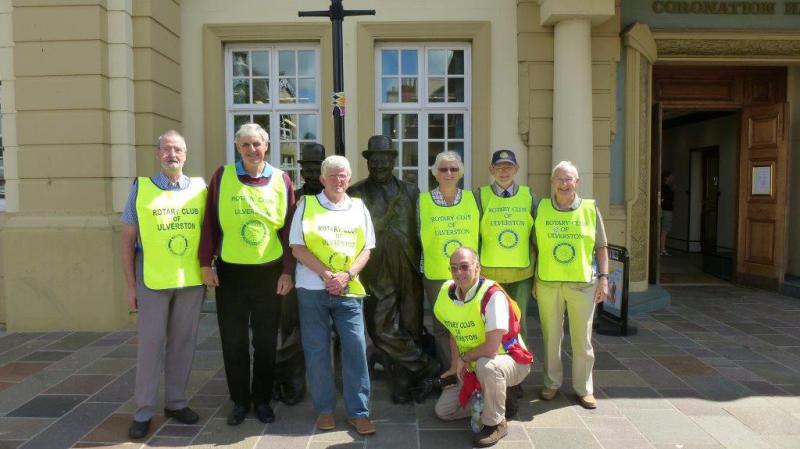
[{"xmin": 0, "ymin": 0, "xmax": 798, "ymax": 330}]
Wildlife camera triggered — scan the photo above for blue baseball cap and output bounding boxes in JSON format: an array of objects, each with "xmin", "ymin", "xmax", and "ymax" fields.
[{"xmin": 491, "ymin": 149, "xmax": 518, "ymax": 166}]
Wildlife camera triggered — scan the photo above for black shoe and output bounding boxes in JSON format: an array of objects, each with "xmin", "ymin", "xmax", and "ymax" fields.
[
  {"xmin": 227, "ymin": 404, "xmax": 249, "ymax": 426},
  {"xmin": 128, "ymin": 419, "xmax": 151, "ymax": 439},
  {"xmin": 255, "ymin": 402, "xmax": 275, "ymax": 423},
  {"xmin": 473, "ymin": 419, "xmax": 508, "ymax": 447},
  {"xmin": 505, "ymin": 387, "xmax": 519, "ymax": 420},
  {"xmin": 164, "ymin": 407, "xmax": 199, "ymax": 424},
  {"xmin": 282, "ymin": 378, "xmax": 306, "ymax": 406}
]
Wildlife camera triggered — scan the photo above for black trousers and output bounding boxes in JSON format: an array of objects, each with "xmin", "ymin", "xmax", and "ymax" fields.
[{"xmin": 215, "ymin": 260, "xmax": 282, "ymax": 406}]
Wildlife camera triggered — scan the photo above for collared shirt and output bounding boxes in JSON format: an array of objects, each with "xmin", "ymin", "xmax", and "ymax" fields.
[
  {"xmin": 490, "ymin": 182, "xmax": 519, "ymax": 198},
  {"xmin": 235, "ymin": 160, "xmax": 273, "ymax": 178},
  {"xmin": 452, "ymin": 278, "xmax": 509, "ymax": 333},
  {"xmin": 430, "ymin": 187, "xmax": 462, "ymax": 206},
  {"xmin": 289, "ymin": 192, "xmax": 376, "ymax": 290},
  {"xmin": 121, "ymin": 172, "xmax": 191, "ymax": 226}
]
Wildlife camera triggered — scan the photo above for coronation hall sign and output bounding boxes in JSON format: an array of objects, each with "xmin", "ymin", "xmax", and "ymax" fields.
[{"xmin": 652, "ymin": 1, "xmax": 800, "ymax": 15}]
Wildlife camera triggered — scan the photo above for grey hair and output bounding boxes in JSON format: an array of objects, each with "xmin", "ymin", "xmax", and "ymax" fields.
[
  {"xmin": 551, "ymin": 160, "xmax": 579, "ymax": 179},
  {"xmin": 321, "ymin": 155, "xmax": 352, "ymax": 177},
  {"xmin": 157, "ymin": 129, "xmax": 186, "ymax": 150},
  {"xmin": 430, "ymin": 151, "xmax": 465, "ymax": 177},
  {"xmin": 450, "ymin": 246, "xmax": 480, "ymax": 265},
  {"xmin": 234, "ymin": 123, "xmax": 269, "ymax": 145}
]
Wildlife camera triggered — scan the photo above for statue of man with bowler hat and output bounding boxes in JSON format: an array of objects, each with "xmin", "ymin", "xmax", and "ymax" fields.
[
  {"xmin": 348, "ymin": 135, "xmax": 440, "ymax": 403},
  {"xmin": 273, "ymin": 142, "xmax": 326, "ymax": 405}
]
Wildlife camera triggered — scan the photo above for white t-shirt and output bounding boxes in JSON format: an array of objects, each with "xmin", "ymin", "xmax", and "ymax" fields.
[
  {"xmin": 454, "ymin": 280, "xmax": 509, "ymax": 333},
  {"xmin": 289, "ymin": 193, "xmax": 376, "ymax": 290}
]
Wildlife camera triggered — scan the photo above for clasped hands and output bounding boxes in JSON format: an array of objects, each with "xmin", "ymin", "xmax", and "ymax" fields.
[{"xmin": 322, "ymin": 270, "xmax": 350, "ymax": 296}]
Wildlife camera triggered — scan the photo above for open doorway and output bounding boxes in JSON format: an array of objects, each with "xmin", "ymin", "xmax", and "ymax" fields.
[{"xmin": 658, "ymin": 110, "xmax": 738, "ymax": 285}]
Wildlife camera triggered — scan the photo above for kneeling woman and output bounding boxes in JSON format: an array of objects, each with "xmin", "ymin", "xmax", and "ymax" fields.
[{"xmin": 289, "ymin": 156, "xmax": 377, "ymax": 435}]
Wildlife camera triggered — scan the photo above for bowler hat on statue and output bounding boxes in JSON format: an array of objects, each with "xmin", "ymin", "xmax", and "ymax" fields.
[
  {"xmin": 362, "ymin": 135, "xmax": 398, "ymax": 159},
  {"xmin": 298, "ymin": 143, "xmax": 326, "ymax": 163}
]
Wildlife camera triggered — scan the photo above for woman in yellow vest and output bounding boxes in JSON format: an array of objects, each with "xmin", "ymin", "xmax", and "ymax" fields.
[
  {"xmin": 534, "ymin": 161, "xmax": 609, "ymax": 410},
  {"xmin": 198, "ymin": 123, "xmax": 296, "ymax": 426},
  {"xmin": 419, "ymin": 151, "xmax": 480, "ymax": 370},
  {"xmin": 289, "ymin": 156, "xmax": 377, "ymax": 436}
]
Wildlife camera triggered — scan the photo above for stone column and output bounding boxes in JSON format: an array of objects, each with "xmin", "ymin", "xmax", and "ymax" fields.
[
  {"xmin": 537, "ymin": 0, "xmax": 614, "ymax": 197},
  {"xmin": 553, "ymin": 18, "xmax": 593, "ymax": 190},
  {"xmin": 621, "ymin": 22, "xmax": 657, "ymax": 292}
]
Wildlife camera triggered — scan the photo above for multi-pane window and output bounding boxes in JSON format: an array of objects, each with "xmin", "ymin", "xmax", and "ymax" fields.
[
  {"xmin": 226, "ymin": 45, "xmax": 320, "ymax": 187},
  {"xmin": 375, "ymin": 44, "xmax": 471, "ymax": 191}
]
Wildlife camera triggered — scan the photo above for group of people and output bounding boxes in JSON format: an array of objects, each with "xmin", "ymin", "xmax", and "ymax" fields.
[{"xmin": 120, "ymin": 123, "xmax": 609, "ymax": 448}]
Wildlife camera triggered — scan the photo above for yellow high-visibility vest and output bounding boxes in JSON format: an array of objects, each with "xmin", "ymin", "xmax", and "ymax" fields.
[
  {"xmin": 218, "ymin": 164, "xmax": 286, "ymax": 264},
  {"xmin": 433, "ymin": 279, "xmax": 508, "ymax": 370},
  {"xmin": 418, "ymin": 191, "xmax": 479, "ymax": 280},
  {"xmin": 535, "ymin": 198, "xmax": 596, "ymax": 282},
  {"xmin": 136, "ymin": 177, "xmax": 206, "ymax": 289},
  {"xmin": 479, "ymin": 185, "xmax": 533, "ymax": 268},
  {"xmin": 302, "ymin": 195, "xmax": 367, "ymax": 297}
]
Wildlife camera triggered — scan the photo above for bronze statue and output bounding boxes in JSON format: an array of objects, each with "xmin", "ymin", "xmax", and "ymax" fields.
[
  {"xmin": 348, "ymin": 135, "xmax": 440, "ymax": 403},
  {"xmin": 273, "ymin": 142, "xmax": 325, "ymax": 405}
]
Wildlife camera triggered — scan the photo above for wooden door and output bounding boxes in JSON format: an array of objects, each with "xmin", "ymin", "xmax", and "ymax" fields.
[
  {"xmin": 649, "ymin": 103, "xmax": 663, "ymax": 284},
  {"xmin": 737, "ymin": 103, "xmax": 789, "ymax": 287},
  {"xmin": 701, "ymin": 148, "xmax": 720, "ymax": 255}
]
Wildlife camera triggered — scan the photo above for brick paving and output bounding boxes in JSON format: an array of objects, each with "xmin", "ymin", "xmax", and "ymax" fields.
[{"xmin": 0, "ymin": 284, "xmax": 797, "ymax": 448}]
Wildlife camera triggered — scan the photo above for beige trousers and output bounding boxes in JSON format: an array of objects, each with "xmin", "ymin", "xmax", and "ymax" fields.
[
  {"xmin": 434, "ymin": 355, "xmax": 530, "ymax": 426},
  {"xmin": 535, "ymin": 279, "xmax": 596, "ymax": 396}
]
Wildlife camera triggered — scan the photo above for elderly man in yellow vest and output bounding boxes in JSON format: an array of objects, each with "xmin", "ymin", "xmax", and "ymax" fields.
[
  {"xmin": 120, "ymin": 130, "xmax": 206, "ymax": 439},
  {"xmin": 474, "ymin": 149, "xmax": 536, "ymax": 345},
  {"xmin": 433, "ymin": 247, "xmax": 532, "ymax": 448},
  {"xmin": 534, "ymin": 161, "xmax": 609, "ymax": 410}
]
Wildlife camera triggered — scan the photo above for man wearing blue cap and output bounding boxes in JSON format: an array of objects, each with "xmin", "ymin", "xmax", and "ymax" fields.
[{"xmin": 473, "ymin": 150, "xmax": 536, "ymax": 351}]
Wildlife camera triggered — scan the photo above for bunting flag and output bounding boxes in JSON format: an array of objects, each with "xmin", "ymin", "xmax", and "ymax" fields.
[{"xmin": 332, "ymin": 92, "xmax": 346, "ymax": 117}]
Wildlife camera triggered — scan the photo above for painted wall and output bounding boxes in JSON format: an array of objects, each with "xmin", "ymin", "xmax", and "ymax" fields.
[
  {"xmin": 787, "ymin": 67, "xmax": 800, "ymax": 277},
  {"xmin": 662, "ymin": 114, "xmax": 738, "ymax": 253},
  {"xmin": 181, "ymin": 0, "xmax": 524, "ymax": 183}
]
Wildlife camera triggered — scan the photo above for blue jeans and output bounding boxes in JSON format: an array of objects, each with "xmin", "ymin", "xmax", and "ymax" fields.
[{"xmin": 297, "ymin": 288, "xmax": 370, "ymax": 418}]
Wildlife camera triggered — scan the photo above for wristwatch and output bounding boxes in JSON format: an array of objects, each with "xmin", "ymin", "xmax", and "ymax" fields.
[
  {"xmin": 597, "ymin": 273, "xmax": 608, "ymax": 279},
  {"xmin": 346, "ymin": 270, "xmax": 355, "ymax": 281}
]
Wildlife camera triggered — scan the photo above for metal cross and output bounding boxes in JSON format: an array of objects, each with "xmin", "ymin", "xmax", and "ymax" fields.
[{"xmin": 299, "ymin": 0, "xmax": 376, "ymax": 156}]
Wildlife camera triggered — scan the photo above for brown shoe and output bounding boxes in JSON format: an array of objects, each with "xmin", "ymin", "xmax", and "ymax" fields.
[
  {"xmin": 539, "ymin": 387, "xmax": 558, "ymax": 401},
  {"xmin": 578, "ymin": 394, "xmax": 597, "ymax": 409},
  {"xmin": 473, "ymin": 419, "xmax": 508, "ymax": 447},
  {"xmin": 348, "ymin": 417, "xmax": 376, "ymax": 435},
  {"xmin": 316, "ymin": 414, "xmax": 336, "ymax": 431}
]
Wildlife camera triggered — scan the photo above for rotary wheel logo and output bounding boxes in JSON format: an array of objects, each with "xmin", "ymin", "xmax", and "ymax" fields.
[
  {"xmin": 328, "ymin": 253, "xmax": 351, "ymax": 272},
  {"xmin": 498, "ymin": 230, "xmax": 519, "ymax": 249},
  {"xmin": 168, "ymin": 234, "xmax": 189, "ymax": 256},
  {"xmin": 553, "ymin": 242, "xmax": 576, "ymax": 264},
  {"xmin": 241, "ymin": 220, "xmax": 267, "ymax": 247},
  {"xmin": 443, "ymin": 240, "xmax": 462, "ymax": 257}
]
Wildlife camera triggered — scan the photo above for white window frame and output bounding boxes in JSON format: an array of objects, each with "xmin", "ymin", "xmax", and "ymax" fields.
[
  {"xmin": 374, "ymin": 42, "xmax": 472, "ymax": 191},
  {"xmin": 225, "ymin": 43, "xmax": 321, "ymax": 184}
]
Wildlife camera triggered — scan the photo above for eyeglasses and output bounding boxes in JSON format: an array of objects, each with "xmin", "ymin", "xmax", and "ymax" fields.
[
  {"xmin": 449, "ymin": 263, "xmax": 475, "ymax": 273},
  {"xmin": 492, "ymin": 165, "xmax": 515, "ymax": 173},
  {"xmin": 438, "ymin": 167, "xmax": 459, "ymax": 173}
]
